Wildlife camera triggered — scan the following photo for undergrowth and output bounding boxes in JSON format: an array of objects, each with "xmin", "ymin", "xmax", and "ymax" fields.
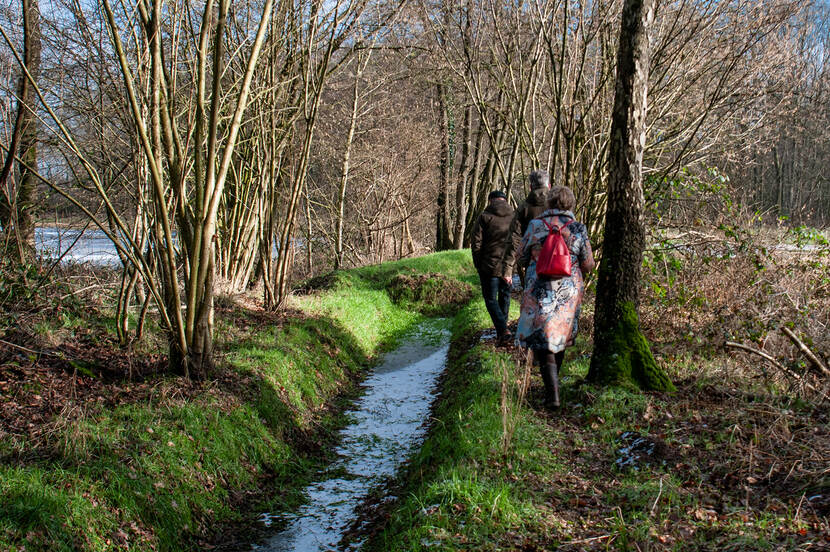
[
  {"xmin": 642, "ymin": 225, "xmax": 829, "ymax": 397},
  {"xmin": 367, "ymin": 241, "xmax": 829, "ymax": 551},
  {"xmin": 386, "ymin": 272, "xmax": 473, "ymax": 316},
  {"xmin": 0, "ymin": 250, "xmax": 476, "ymax": 551}
]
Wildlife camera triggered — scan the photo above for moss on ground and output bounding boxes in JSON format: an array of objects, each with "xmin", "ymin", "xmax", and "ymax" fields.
[{"xmin": 0, "ymin": 250, "xmax": 477, "ymax": 552}]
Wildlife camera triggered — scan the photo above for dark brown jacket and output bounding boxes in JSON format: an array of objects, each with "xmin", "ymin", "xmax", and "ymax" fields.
[
  {"xmin": 503, "ymin": 188, "xmax": 548, "ymax": 269},
  {"xmin": 471, "ymin": 200, "xmax": 514, "ymax": 277}
]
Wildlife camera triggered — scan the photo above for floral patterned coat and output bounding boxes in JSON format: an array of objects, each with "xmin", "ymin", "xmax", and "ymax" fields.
[{"xmin": 515, "ymin": 209, "xmax": 593, "ymax": 353}]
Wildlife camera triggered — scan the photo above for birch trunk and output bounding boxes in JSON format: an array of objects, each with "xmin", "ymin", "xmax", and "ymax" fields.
[{"xmin": 334, "ymin": 59, "xmax": 363, "ymax": 269}]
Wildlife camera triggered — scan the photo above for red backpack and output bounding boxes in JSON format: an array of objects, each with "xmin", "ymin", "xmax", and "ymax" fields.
[{"xmin": 536, "ymin": 218, "xmax": 573, "ymax": 278}]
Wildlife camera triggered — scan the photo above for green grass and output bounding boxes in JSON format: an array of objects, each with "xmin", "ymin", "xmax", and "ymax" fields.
[
  {"xmin": 0, "ymin": 250, "xmax": 477, "ymax": 551},
  {"xmin": 367, "ymin": 299, "xmax": 555, "ymax": 551},
  {"xmin": 368, "ymin": 292, "xmax": 827, "ymax": 551},
  {"xmin": 7, "ymin": 247, "xmax": 822, "ymax": 551}
]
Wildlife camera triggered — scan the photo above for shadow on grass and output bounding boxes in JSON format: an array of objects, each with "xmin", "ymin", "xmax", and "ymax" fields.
[
  {"xmin": 214, "ymin": 302, "xmax": 373, "ymax": 443},
  {"xmin": 1, "ymin": 250, "xmax": 481, "ymax": 551},
  {"xmin": 0, "ymin": 301, "xmax": 420, "ymax": 551},
  {"xmin": 0, "ymin": 481, "xmax": 87, "ymax": 552}
]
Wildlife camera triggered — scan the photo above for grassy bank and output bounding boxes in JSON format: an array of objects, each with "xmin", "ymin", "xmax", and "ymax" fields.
[
  {"xmin": 0, "ymin": 251, "xmax": 475, "ymax": 551},
  {"xmin": 368, "ymin": 295, "xmax": 830, "ymax": 550}
]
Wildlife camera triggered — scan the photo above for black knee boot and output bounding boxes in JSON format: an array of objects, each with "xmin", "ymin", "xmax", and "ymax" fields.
[
  {"xmin": 541, "ymin": 361, "xmax": 560, "ymax": 408},
  {"xmin": 539, "ymin": 362, "xmax": 552, "ymax": 397},
  {"xmin": 535, "ymin": 350, "xmax": 560, "ymax": 409}
]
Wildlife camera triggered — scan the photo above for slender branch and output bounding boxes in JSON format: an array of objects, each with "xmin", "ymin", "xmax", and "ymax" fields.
[{"xmin": 782, "ymin": 327, "xmax": 830, "ymax": 377}]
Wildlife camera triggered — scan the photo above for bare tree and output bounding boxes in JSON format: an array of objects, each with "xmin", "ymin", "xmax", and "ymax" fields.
[
  {"xmin": 588, "ymin": 0, "xmax": 674, "ymax": 391},
  {"xmin": 332, "ymin": 49, "xmax": 373, "ymax": 269},
  {"xmin": 1, "ymin": 0, "xmax": 275, "ymax": 377},
  {"xmin": 0, "ymin": 0, "xmax": 39, "ymax": 259}
]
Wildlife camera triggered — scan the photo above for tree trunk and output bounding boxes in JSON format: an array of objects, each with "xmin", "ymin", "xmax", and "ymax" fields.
[
  {"xmin": 335, "ymin": 61, "xmax": 362, "ymax": 269},
  {"xmin": 0, "ymin": 0, "xmax": 40, "ymax": 256},
  {"xmin": 588, "ymin": 0, "xmax": 674, "ymax": 392},
  {"xmin": 463, "ymin": 113, "xmax": 485, "ymax": 245},
  {"xmin": 303, "ymin": 177, "xmax": 313, "ymax": 276},
  {"xmin": 16, "ymin": 0, "xmax": 40, "ymax": 248},
  {"xmin": 452, "ymin": 104, "xmax": 472, "ymax": 249},
  {"xmin": 435, "ymin": 83, "xmax": 453, "ymax": 251}
]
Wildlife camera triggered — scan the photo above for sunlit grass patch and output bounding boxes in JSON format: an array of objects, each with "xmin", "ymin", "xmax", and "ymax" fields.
[
  {"xmin": 368, "ymin": 299, "xmax": 554, "ymax": 551},
  {"xmin": 1, "ymin": 250, "xmax": 479, "ymax": 551},
  {"xmin": 371, "ymin": 283, "xmax": 829, "ymax": 550}
]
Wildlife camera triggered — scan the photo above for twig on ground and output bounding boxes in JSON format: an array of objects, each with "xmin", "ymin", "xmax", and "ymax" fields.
[
  {"xmin": 782, "ymin": 326, "xmax": 830, "ymax": 377},
  {"xmin": 726, "ymin": 342, "xmax": 811, "ymax": 388},
  {"xmin": 60, "ymin": 283, "xmax": 113, "ymax": 301},
  {"xmin": 726, "ymin": 341, "xmax": 830, "ymax": 404},
  {"xmin": 564, "ymin": 534, "xmax": 612, "ymax": 545},
  {"xmin": 725, "ymin": 341, "xmax": 791, "ymax": 375},
  {"xmin": 650, "ymin": 475, "xmax": 664, "ymax": 516},
  {"xmin": 794, "ymin": 492, "xmax": 806, "ymax": 521},
  {"xmin": 0, "ymin": 338, "xmax": 53, "ymax": 357}
]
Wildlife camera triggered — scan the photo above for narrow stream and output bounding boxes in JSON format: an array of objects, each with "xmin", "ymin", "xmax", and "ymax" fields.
[{"xmin": 252, "ymin": 320, "xmax": 451, "ymax": 552}]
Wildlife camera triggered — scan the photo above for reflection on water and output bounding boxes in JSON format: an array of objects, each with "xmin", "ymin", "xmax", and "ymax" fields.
[
  {"xmin": 35, "ymin": 227, "xmax": 122, "ymax": 266},
  {"xmin": 254, "ymin": 322, "xmax": 450, "ymax": 552},
  {"xmin": 34, "ymin": 226, "xmax": 298, "ymax": 267}
]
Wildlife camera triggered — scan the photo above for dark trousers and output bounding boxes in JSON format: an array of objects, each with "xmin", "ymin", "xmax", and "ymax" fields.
[
  {"xmin": 479, "ymin": 272, "xmax": 511, "ymax": 337},
  {"xmin": 533, "ymin": 349, "xmax": 565, "ymax": 369}
]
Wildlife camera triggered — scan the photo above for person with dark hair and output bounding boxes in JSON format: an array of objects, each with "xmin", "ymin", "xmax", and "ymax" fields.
[
  {"xmin": 471, "ymin": 190, "xmax": 515, "ymax": 344},
  {"xmin": 515, "ymin": 185, "xmax": 595, "ymax": 408},
  {"xmin": 502, "ymin": 170, "xmax": 551, "ymax": 286}
]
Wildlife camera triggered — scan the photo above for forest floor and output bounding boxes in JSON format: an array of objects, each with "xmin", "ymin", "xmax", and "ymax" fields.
[
  {"xmin": 0, "ymin": 251, "xmax": 474, "ymax": 552},
  {"xmin": 1, "ymin": 227, "xmax": 828, "ymax": 551},
  {"xmin": 362, "ymin": 308, "xmax": 830, "ymax": 551},
  {"xmin": 362, "ymin": 229, "xmax": 830, "ymax": 551}
]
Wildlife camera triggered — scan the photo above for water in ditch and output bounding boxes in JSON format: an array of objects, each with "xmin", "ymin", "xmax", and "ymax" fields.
[{"xmin": 252, "ymin": 320, "xmax": 451, "ymax": 552}]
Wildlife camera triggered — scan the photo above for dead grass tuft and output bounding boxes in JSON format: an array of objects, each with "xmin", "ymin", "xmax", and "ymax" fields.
[{"xmin": 641, "ymin": 229, "xmax": 829, "ymax": 400}]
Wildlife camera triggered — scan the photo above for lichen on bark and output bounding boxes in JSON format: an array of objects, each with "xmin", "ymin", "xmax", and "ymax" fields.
[{"xmin": 590, "ymin": 302, "xmax": 675, "ymax": 392}]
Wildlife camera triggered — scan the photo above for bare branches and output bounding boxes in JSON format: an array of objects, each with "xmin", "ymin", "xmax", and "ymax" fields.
[
  {"xmin": 725, "ymin": 340, "xmax": 828, "ymax": 403},
  {"xmin": 782, "ymin": 327, "xmax": 830, "ymax": 378}
]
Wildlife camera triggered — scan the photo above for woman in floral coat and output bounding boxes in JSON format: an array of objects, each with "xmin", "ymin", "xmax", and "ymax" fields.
[{"xmin": 515, "ymin": 185, "xmax": 595, "ymax": 408}]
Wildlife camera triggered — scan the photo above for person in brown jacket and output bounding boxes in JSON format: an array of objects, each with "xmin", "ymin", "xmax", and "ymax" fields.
[
  {"xmin": 471, "ymin": 190, "xmax": 515, "ymax": 343},
  {"xmin": 502, "ymin": 170, "xmax": 551, "ymax": 285}
]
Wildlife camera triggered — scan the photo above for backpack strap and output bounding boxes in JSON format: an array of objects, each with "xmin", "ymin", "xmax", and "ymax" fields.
[{"xmin": 541, "ymin": 218, "xmax": 572, "ymax": 233}]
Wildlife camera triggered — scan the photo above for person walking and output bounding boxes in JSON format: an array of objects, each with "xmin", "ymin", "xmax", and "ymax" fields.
[
  {"xmin": 502, "ymin": 170, "xmax": 551, "ymax": 287},
  {"xmin": 471, "ymin": 190, "xmax": 515, "ymax": 344},
  {"xmin": 515, "ymin": 185, "xmax": 595, "ymax": 408}
]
